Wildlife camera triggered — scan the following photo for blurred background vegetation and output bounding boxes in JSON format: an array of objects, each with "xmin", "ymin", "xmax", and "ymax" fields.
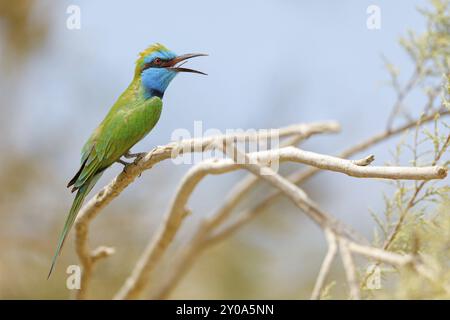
[{"xmin": 0, "ymin": 0, "xmax": 448, "ymax": 299}]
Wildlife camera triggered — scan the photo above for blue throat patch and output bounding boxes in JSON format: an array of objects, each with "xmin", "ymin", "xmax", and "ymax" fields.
[
  {"xmin": 140, "ymin": 49, "xmax": 178, "ymax": 99},
  {"xmin": 141, "ymin": 67, "xmax": 177, "ymax": 99}
]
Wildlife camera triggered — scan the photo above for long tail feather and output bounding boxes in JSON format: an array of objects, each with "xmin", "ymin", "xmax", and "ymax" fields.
[{"xmin": 48, "ymin": 172, "xmax": 103, "ymax": 278}]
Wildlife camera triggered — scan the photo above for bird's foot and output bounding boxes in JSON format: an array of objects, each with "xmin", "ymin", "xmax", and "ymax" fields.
[
  {"xmin": 124, "ymin": 151, "xmax": 146, "ymax": 164},
  {"xmin": 117, "ymin": 159, "xmax": 132, "ymax": 166},
  {"xmin": 124, "ymin": 151, "xmax": 146, "ymax": 159}
]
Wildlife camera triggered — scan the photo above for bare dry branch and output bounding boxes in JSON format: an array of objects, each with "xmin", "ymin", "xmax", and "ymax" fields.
[
  {"xmin": 339, "ymin": 238, "xmax": 361, "ymax": 300},
  {"xmin": 231, "ymin": 147, "xmax": 446, "ymax": 180},
  {"xmin": 151, "ymin": 110, "xmax": 449, "ymax": 299},
  {"xmin": 210, "ymin": 109, "xmax": 450, "ymax": 247},
  {"xmin": 347, "ymin": 241, "xmax": 413, "ymax": 266},
  {"xmin": 117, "ymin": 144, "xmax": 376, "ymax": 298},
  {"xmin": 120, "ymin": 135, "xmax": 446, "ymax": 299},
  {"xmin": 70, "ymin": 109, "xmax": 448, "ymax": 300},
  {"xmin": 73, "ymin": 121, "xmax": 339, "ymax": 298}
]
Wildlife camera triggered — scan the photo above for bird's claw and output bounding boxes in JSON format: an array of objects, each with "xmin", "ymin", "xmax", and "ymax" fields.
[
  {"xmin": 124, "ymin": 151, "xmax": 146, "ymax": 160},
  {"xmin": 117, "ymin": 159, "xmax": 132, "ymax": 166},
  {"xmin": 124, "ymin": 152, "xmax": 146, "ymax": 165}
]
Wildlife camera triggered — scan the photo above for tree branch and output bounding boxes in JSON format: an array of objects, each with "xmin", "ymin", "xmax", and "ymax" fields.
[
  {"xmin": 310, "ymin": 229, "xmax": 338, "ymax": 300},
  {"xmin": 116, "ymin": 133, "xmax": 445, "ymax": 299},
  {"xmin": 73, "ymin": 121, "xmax": 339, "ymax": 298},
  {"xmin": 151, "ymin": 109, "xmax": 449, "ymax": 299},
  {"xmin": 114, "ymin": 146, "xmax": 370, "ymax": 299}
]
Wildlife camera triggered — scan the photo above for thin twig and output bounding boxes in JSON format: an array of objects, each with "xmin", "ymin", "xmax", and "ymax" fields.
[
  {"xmin": 311, "ymin": 229, "xmax": 338, "ymax": 300},
  {"xmin": 386, "ymin": 67, "xmax": 421, "ymax": 130},
  {"xmin": 339, "ymin": 238, "xmax": 361, "ymax": 300}
]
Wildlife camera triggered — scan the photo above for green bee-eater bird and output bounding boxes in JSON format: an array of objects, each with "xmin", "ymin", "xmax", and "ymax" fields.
[{"xmin": 48, "ymin": 43, "xmax": 206, "ymax": 277}]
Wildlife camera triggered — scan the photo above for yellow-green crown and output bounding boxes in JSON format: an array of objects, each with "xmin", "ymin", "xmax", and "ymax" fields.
[{"xmin": 134, "ymin": 43, "xmax": 169, "ymax": 75}]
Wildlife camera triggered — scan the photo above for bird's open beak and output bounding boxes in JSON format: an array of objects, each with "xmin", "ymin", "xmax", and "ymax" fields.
[{"xmin": 164, "ymin": 53, "xmax": 208, "ymax": 75}]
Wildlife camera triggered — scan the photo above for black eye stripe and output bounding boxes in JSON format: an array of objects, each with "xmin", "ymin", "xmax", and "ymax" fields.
[
  {"xmin": 142, "ymin": 58, "xmax": 167, "ymax": 71},
  {"xmin": 142, "ymin": 62, "xmax": 152, "ymax": 70}
]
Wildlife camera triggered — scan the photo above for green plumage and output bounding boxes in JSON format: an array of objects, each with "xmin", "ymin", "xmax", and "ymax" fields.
[{"xmin": 48, "ymin": 77, "xmax": 163, "ymax": 277}]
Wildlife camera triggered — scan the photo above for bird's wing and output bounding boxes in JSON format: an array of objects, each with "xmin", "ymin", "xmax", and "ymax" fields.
[
  {"xmin": 51, "ymin": 95, "xmax": 162, "ymax": 277},
  {"xmin": 67, "ymin": 130, "xmax": 103, "ymax": 192},
  {"xmin": 67, "ymin": 96, "xmax": 163, "ymax": 191}
]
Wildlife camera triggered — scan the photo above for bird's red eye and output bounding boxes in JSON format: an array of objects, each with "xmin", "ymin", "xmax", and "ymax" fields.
[{"xmin": 154, "ymin": 58, "xmax": 162, "ymax": 65}]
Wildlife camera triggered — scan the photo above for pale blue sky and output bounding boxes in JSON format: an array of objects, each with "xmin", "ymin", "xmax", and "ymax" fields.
[{"xmin": 16, "ymin": 0, "xmax": 425, "ymax": 156}]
